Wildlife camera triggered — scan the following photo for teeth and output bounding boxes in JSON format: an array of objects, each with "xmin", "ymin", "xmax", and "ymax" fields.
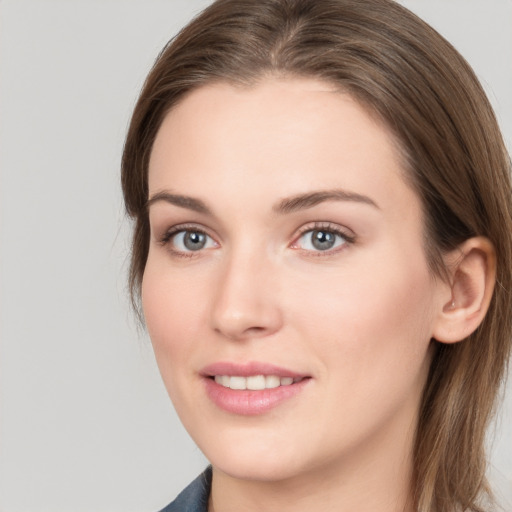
[
  {"xmin": 266, "ymin": 375, "xmax": 280, "ymax": 388},
  {"xmin": 247, "ymin": 375, "xmax": 266, "ymax": 390},
  {"xmin": 213, "ymin": 374, "xmax": 300, "ymax": 390},
  {"xmin": 214, "ymin": 375, "xmax": 231, "ymax": 387},
  {"xmin": 229, "ymin": 376, "xmax": 246, "ymax": 390}
]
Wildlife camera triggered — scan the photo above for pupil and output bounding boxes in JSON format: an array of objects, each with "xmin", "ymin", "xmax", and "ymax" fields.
[
  {"xmin": 312, "ymin": 230, "xmax": 335, "ymax": 250},
  {"xmin": 184, "ymin": 231, "xmax": 206, "ymax": 250}
]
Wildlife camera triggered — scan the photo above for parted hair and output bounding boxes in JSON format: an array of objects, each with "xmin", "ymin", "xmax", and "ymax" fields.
[{"xmin": 121, "ymin": 1, "xmax": 512, "ymax": 510}]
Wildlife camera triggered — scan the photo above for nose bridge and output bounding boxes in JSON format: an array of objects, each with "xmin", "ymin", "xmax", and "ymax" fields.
[{"xmin": 210, "ymin": 243, "xmax": 282, "ymax": 340}]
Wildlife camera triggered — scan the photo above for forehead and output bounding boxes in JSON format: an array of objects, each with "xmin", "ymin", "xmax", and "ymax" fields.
[{"xmin": 148, "ymin": 77, "xmax": 416, "ymax": 221}]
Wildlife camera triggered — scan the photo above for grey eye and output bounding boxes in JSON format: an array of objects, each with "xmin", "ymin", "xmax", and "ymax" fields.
[
  {"xmin": 312, "ymin": 230, "xmax": 336, "ymax": 250},
  {"xmin": 297, "ymin": 229, "xmax": 347, "ymax": 252},
  {"xmin": 184, "ymin": 231, "xmax": 206, "ymax": 250},
  {"xmin": 173, "ymin": 230, "xmax": 215, "ymax": 252}
]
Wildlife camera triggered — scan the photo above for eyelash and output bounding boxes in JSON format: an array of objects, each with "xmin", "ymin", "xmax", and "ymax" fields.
[
  {"xmin": 158, "ymin": 223, "xmax": 217, "ymax": 258},
  {"xmin": 291, "ymin": 222, "xmax": 356, "ymax": 256},
  {"xmin": 157, "ymin": 221, "xmax": 355, "ymax": 258}
]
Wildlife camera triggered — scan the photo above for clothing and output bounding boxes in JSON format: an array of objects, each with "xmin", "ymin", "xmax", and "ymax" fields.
[{"xmin": 159, "ymin": 466, "xmax": 212, "ymax": 512}]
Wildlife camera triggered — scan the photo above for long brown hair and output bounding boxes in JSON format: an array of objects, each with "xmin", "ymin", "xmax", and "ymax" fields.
[{"xmin": 121, "ymin": 1, "xmax": 512, "ymax": 510}]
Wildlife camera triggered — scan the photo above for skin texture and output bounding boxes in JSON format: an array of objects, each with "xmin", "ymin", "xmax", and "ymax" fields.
[{"xmin": 142, "ymin": 78, "xmax": 483, "ymax": 512}]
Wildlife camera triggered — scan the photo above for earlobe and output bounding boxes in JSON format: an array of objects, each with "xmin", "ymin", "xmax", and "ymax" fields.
[{"xmin": 433, "ymin": 237, "xmax": 496, "ymax": 344}]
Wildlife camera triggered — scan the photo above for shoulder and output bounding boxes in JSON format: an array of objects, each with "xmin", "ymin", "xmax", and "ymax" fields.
[{"xmin": 158, "ymin": 466, "xmax": 212, "ymax": 512}]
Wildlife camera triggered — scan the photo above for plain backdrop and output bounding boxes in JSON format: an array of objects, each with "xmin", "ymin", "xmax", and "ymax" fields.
[{"xmin": 0, "ymin": 1, "xmax": 511, "ymax": 511}]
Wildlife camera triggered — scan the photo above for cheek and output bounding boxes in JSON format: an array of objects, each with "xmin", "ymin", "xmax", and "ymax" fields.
[
  {"xmin": 289, "ymin": 253, "xmax": 436, "ymax": 387},
  {"xmin": 141, "ymin": 259, "xmax": 208, "ymax": 384},
  {"xmin": 280, "ymin": 258, "xmax": 436, "ymax": 450}
]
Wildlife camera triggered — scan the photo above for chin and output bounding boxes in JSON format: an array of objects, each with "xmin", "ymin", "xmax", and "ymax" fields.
[
  {"xmin": 210, "ymin": 452, "xmax": 306, "ymax": 482},
  {"xmin": 193, "ymin": 425, "xmax": 313, "ymax": 482}
]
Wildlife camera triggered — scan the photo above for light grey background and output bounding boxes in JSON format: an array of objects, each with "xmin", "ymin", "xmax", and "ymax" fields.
[{"xmin": 0, "ymin": 1, "xmax": 510, "ymax": 511}]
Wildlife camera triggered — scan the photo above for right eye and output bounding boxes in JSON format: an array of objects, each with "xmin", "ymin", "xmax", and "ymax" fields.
[{"xmin": 166, "ymin": 229, "xmax": 217, "ymax": 253}]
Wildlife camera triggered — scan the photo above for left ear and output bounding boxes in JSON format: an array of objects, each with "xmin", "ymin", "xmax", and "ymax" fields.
[{"xmin": 432, "ymin": 237, "xmax": 496, "ymax": 344}]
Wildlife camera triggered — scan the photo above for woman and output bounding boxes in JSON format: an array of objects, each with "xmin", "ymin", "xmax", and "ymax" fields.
[{"xmin": 121, "ymin": 0, "xmax": 512, "ymax": 511}]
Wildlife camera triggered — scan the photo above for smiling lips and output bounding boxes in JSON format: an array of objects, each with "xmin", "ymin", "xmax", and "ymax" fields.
[{"xmin": 202, "ymin": 362, "xmax": 311, "ymax": 415}]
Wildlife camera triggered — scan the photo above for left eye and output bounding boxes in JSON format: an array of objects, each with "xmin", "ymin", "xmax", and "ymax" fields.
[
  {"xmin": 171, "ymin": 230, "xmax": 216, "ymax": 252},
  {"xmin": 295, "ymin": 229, "xmax": 348, "ymax": 252}
]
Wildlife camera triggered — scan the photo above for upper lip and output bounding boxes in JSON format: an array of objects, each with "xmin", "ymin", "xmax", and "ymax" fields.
[{"xmin": 201, "ymin": 361, "xmax": 308, "ymax": 379}]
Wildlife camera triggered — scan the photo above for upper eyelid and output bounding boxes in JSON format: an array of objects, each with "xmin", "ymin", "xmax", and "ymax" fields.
[
  {"xmin": 292, "ymin": 221, "xmax": 355, "ymax": 239},
  {"xmin": 157, "ymin": 223, "xmax": 217, "ymax": 244},
  {"xmin": 158, "ymin": 222, "xmax": 212, "ymax": 234}
]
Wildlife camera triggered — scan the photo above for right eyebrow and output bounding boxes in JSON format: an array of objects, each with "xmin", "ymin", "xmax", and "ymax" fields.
[{"xmin": 146, "ymin": 191, "xmax": 212, "ymax": 215}]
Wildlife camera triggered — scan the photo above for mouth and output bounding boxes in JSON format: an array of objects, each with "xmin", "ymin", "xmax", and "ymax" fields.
[{"xmin": 201, "ymin": 362, "xmax": 311, "ymax": 415}]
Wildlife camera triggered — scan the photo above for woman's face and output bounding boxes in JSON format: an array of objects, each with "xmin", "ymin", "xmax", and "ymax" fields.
[{"xmin": 143, "ymin": 78, "xmax": 446, "ymax": 483}]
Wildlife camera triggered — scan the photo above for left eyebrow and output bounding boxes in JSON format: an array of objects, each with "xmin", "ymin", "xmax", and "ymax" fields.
[{"xmin": 274, "ymin": 189, "xmax": 380, "ymax": 214}]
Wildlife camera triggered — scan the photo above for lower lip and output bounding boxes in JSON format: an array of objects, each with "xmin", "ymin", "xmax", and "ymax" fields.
[{"xmin": 203, "ymin": 377, "xmax": 310, "ymax": 415}]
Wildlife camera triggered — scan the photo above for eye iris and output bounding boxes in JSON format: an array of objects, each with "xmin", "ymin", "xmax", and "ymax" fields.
[
  {"xmin": 311, "ymin": 230, "xmax": 336, "ymax": 250},
  {"xmin": 183, "ymin": 231, "xmax": 206, "ymax": 251}
]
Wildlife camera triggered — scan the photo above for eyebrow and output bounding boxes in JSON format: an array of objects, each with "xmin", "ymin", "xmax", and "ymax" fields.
[
  {"xmin": 274, "ymin": 189, "xmax": 379, "ymax": 214},
  {"xmin": 146, "ymin": 191, "xmax": 211, "ymax": 214},
  {"xmin": 146, "ymin": 188, "xmax": 379, "ymax": 215}
]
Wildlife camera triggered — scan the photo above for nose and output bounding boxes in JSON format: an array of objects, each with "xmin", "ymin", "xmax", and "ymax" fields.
[{"xmin": 210, "ymin": 252, "xmax": 283, "ymax": 341}]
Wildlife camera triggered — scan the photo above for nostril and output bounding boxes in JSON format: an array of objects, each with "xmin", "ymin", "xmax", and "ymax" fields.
[{"xmin": 247, "ymin": 326, "xmax": 265, "ymax": 333}]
